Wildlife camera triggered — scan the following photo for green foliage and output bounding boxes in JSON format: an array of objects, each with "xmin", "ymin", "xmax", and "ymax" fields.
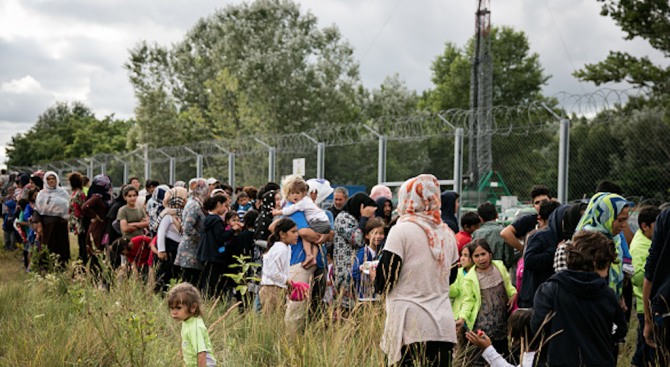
[
  {"xmin": 574, "ymin": 0, "xmax": 670, "ymax": 94},
  {"xmin": 6, "ymin": 101, "xmax": 133, "ymax": 167},
  {"xmin": 421, "ymin": 26, "xmax": 551, "ymax": 112},
  {"xmin": 224, "ymin": 255, "xmax": 260, "ymax": 296}
]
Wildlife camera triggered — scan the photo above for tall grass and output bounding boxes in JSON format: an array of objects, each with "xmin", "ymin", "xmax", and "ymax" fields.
[{"xmin": 0, "ymin": 243, "xmax": 645, "ymax": 366}]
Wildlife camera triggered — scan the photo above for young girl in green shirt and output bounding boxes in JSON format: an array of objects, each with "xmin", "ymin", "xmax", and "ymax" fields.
[{"xmin": 168, "ymin": 283, "xmax": 216, "ymax": 367}]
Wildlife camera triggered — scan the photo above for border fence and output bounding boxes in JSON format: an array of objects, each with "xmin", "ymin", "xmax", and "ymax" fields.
[{"xmin": 10, "ymin": 89, "xmax": 670, "ymax": 206}]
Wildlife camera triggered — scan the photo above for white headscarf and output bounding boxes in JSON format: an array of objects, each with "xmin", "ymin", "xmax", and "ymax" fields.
[{"xmin": 35, "ymin": 171, "xmax": 70, "ymax": 219}]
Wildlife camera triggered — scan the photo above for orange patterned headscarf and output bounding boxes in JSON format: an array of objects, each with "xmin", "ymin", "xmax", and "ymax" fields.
[{"xmin": 397, "ymin": 174, "xmax": 456, "ymax": 266}]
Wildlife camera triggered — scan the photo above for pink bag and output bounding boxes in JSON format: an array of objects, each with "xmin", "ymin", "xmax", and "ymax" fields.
[{"xmin": 289, "ymin": 281, "xmax": 310, "ymax": 302}]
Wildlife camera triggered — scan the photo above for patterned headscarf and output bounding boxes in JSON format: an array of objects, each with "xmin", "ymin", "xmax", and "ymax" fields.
[
  {"xmin": 157, "ymin": 187, "xmax": 188, "ymax": 234},
  {"xmin": 576, "ymin": 192, "xmax": 629, "ymax": 297},
  {"xmin": 189, "ymin": 178, "xmax": 209, "ymax": 202},
  {"xmin": 396, "ymin": 174, "xmax": 456, "ymax": 266},
  {"xmin": 148, "ymin": 185, "xmax": 170, "ymax": 233},
  {"xmin": 174, "ymin": 181, "xmax": 186, "ymax": 189},
  {"xmin": 87, "ymin": 174, "xmax": 112, "ymax": 204},
  {"xmin": 254, "ymin": 190, "xmax": 278, "ymax": 241}
]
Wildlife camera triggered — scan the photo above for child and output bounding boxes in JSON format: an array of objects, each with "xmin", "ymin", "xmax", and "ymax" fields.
[
  {"xmin": 16, "ymin": 198, "xmax": 32, "ymax": 270},
  {"xmin": 167, "ymin": 283, "xmax": 216, "ymax": 367},
  {"xmin": 196, "ymin": 195, "xmax": 240, "ymax": 300},
  {"xmin": 449, "ymin": 244, "xmax": 476, "ymax": 358},
  {"xmin": 3, "ymin": 198, "xmax": 18, "ymax": 251},
  {"xmin": 111, "ymin": 236, "xmax": 152, "ymax": 273},
  {"xmin": 455, "ymin": 211, "xmax": 481, "ymax": 254},
  {"xmin": 235, "ymin": 192, "xmax": 252, "ymax": 222},
  {"xmin": 465, "ymin": 308, "xmax": 538, "ymax": 367},
  {"xmin": 456, "ymin": 238, "xmax": 518, "ymax": 365},
  {"xmin": 472, "ymin": 202, "xmax": 515, "ymax": 268},
  {"xmin": 351, "ymin": 217, "xmax": 385, "ymax": 301},
  {"xmin": 117, "ymin": 185, "xmax": 149, "ymax": 240},
  {"xmin": 272, "ymin": 179, "xmax": 330, "ymax": 269},
  {"xmin": 629, "ymin": 205, "xmax": 662, "ymax": 367},
  {"xmin": 259, "ymin": 218, "xmax": 298, "ymax": 314},
  {"xmin": 531, "ymin": 230, "xmax": 627, "ymax": 366}
]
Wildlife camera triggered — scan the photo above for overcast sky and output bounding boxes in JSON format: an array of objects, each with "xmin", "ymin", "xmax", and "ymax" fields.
[{"xmin": 1, "ymin": 0, "xmax": 667, "ymax": 167}]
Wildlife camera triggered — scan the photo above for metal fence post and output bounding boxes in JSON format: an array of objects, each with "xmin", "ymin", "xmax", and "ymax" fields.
[
  {"xmin": 143, "ymin": 145, "xmax": 151, "ymax": 181},
  {"xmin": 454, "ymin": 128, "xmax": 464, "ymax": 221},
  {"xmin": 169, "ymin": 158, "xmax": 176, "ymax": 185},
  {"xmin": 101, "ymin": 164, "xmax": 106, "ymax": 175},
  {"xmin": 363, "ymin": 125, "xmax": 386, "ymax": 184},
  {"xmin": 228, "ymin": 153, "xmax": 235, "ymax": 189},
  {"xmin": 301, "ymin": 132, "xmax": 325, "ymax": 179},
  {"xmin": 255, "ymin": 138, "xmax": 275, "ymax": 183},
  {"xmin": 558, "ymin": 118, "xmax": 570, "ymax": 203}
]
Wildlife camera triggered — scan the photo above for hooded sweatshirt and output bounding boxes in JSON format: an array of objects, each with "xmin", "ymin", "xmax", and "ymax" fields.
[
  {"xmin": 440, "ymin": 191, "xmax": 458, "ymax": 234},
  {"xmin": 531, "ymin": 270, "xmax": 627, "ymax": 367},
  {"xmin": 196, "ymin": 213, "xmax": 237, "ymax": 264},
  {"xmin": 518, "ymin": 204, "xmax": 570, "ymax": 308},
  {"xmin": 645, "ymin": 208, "xmax": 670, "ymax": 314}
]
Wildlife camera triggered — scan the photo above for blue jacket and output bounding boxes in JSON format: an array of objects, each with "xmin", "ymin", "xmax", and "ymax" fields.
[{"xmin": 351, "ymin": 246, "xmax": 379, "ymax": 301}]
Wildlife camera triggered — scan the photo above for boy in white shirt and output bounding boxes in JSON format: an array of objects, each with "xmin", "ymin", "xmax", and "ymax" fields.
[{"xmin": 273, "ymin": 179, "xmax": 330, "ymax": 269}]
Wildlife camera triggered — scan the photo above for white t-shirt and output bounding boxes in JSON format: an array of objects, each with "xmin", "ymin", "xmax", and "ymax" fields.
[
  {"xmin": 156, "ymin": 214, "xmax": 182, "ymax": 252},
  {"xmin": 260, "ymin": 241, "xmax": 291, "ymax": 288},
  {"xmin": 380, "ymin": 221, "xmax": 459, "ymax": 365},
  {"xmin": 281, "ymin": 196, "xmax": 329, "ymax": 224}
]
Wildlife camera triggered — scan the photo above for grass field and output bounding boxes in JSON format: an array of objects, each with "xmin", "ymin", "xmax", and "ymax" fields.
[{"xmin": 0, "ymin": 238, "xmax": 642, "ymax": 366}]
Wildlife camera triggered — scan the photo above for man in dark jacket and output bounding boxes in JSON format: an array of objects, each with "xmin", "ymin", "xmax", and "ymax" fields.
[
  {"xmin": 643, "ymin": 208, "xmax": 670, "ymax": 357},
  {"xmin": 518, "ymin": 204, "xmax": 570, "ymax": 308},
  {"xmin": 531, "ymin": 231, "xmax": 627, "ymax": 367}
]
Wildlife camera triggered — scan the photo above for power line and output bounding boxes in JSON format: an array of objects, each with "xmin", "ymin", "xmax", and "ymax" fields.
[{"xmin": 360, "ymin": 0, "xmax": 404, "ymax": 62}]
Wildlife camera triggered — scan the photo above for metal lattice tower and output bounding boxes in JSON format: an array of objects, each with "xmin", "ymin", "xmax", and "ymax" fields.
[{"xmin": 469, "ymin": 0, "xmax": 493, "ymax": 186}]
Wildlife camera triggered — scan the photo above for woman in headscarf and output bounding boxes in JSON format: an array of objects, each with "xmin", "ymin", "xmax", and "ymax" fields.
[
  {"xmin": 33, "ymin": 172, "xmax": 71, "ymax": 266},
  {"xmin": 14, "ymin": 173, "xmax": 30, "ymax": 201},
  {"xmin": 375, "ymin": 174, "xmax": 459, "ymax": 366},
  {"xmin": 175, "ymin": 178, "xmax": 209, "ymax": 287},
  {"xmin": 174, "ymin": 181, "xmax": 187, "ymax": 189},
  {"xmin": 67, "ymin": 172, "xmax": 88, "ymax": 264},
  {"xmin": 440, "ymin": 191, "xmax": 459, "ymax": 234},
  {"xmin": 154, "ymin": 187, "xmax": 188, "ymax": 292},
  {"xmin": 82, "ymin": 174, "xmax": 112, "ymax": 271},
  {"xmin": 575, "ymin": 193, "xmax": 629, "ymax": 300},
  {"xmin": 147, "ymin": 184, "xmax": 170, "ymax": 236},
  {"xmin": 333, "ymin": 192, "xmax": 377, "ymax": 309},
  {"xmin": 370, "ymin": 184, "xmax": 393, "ymax": 201}
]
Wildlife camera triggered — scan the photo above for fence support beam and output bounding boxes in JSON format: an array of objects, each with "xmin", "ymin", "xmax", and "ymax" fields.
[
  {"xmin": 301, "ymin": 132, "xmax": 325, "ymax": 179},
  {"xmin": 212, "ymin": 144, "xmax": 236, "ymax": 188},
  {"xmin": 364, "ymin": 125, "xmax": 386, "ymax": 184},
  {"xmin": 454, "ymin": 127, "xmax": 464, "ymax": 219},
  {"xmin": 255, "ymin": 138, "xmax": 275, "ymax": 183},
  {"xmin": 557, "ymin": 118, "xmax": 570, "ymax": 204},
  {"xmin": 155, "ymin": 149, "xmax": 175, "ymax": 185},
  {"xmin": 183, "ymin": 147, "xmax": 202, "ymax": 178},
  {"xmin": 115, "ymin": 155, "xmax": 130, "ymax": 184}
]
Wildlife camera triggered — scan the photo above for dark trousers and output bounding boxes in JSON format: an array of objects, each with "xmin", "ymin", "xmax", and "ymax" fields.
[
  {"xmin": 398, "ymin": 341, "xmax": 453, "ymax": 367},
  {"xmin": 77, "ymin": 231, "xmax": 88, "ymax": 265},
  {"xmin": 181, "ymin": 267, "xmax": 202, "ymax": 289},
  {"xmin": 154, "ymin": 238, "xmax": 181, "ymax": 293},
  {"xmin": 633, "ymin": 313, "xmax": 663, "ymax": 366},
  {"xmin": 310, "ymin": 266, "xmax": 328, "ymax": 314},
  {"xmin": 201, "ymin": 261, "xmax": 229, "ymax": 300}
]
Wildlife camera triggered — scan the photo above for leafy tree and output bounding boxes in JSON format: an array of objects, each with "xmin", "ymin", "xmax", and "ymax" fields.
[
  {"xmin": 6, "ymin": 102, "xmax": 133, "ymax": 167},
  {"xmin": 573, "ymin": 0, "xmax": 670, "ymax": 94},
  {"xmin": 421, "ymin": 26, "xmax": 550, "ymax": 111}
]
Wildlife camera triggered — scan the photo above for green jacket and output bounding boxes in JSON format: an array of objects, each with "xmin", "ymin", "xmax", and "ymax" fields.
[
  {"xmin": 458, "ymin": 260, "xmax": 517, "ymax": 330},
  {"xmin": 472, "ymin": 221, "xmax": 516, "ymax": 268},
  {"xmin": 630, "ymin": 229, "xmax": 652, "ymax": 314},
  {"xmin": 449, "ymin": 267, "xmax": 470, "ymax": 321}
]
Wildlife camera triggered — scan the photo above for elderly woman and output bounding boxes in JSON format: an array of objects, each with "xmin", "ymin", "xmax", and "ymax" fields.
[
  {"xmin": 154, "ymin": 187, "xmax": 188, "ymax": 292},
  {"xmin": 375, "ymin": 174, "xmax": 459, "ymax": 366},
  {"xmin": 175, "ymin": 178, "xmax": 209, "ymax": 287},
  {"xmin": 33, "ymin": 171, "xmax": 72, "ymax": 266}
]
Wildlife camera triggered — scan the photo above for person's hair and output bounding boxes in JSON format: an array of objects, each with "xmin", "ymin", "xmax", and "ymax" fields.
[
  {"xmin": 203, "ymin": 195, "xmax": 228, "ymax": 211},
  {"xmin": 224, "ymin": 211, "xmax": 238, "ymax": 224},
  {"xmin": 242, "ymin": 210, "xmax": 259, "ymax": 229},
  {"xmin": 68, "ymin": 172, "xmax": 83, "ymax": 190},
  {"xmin": 82, "ymin": 175, "xmax": 90, "ymax": 186},
  {"xmin": 477, "ymin": 202, "xmax": 497, "ymax": 222},
  {"xmin": 267, "ymin": 218, "xmax": 297, "ymax": 250},
  {"xmin": 1, "ymin": 169, "xmax": 5, "ymax": 174},
  {"xmin": 538, "ymin": 200, "xmax": 561, "ymax": 221},
  {"xmin": 28, "ymin": 188, "xmax": 40, "ymax": 201},
  {"xmin": 243, "ymin": 186, "xmax": 258, "ymax": 201},
  {"xmin": 18, "ymin": 198, "xmax": 29, "ymax": 210},
  {"xmin": 530, "ymin": 185, "xmax": 551, "ymax": 200},
  {"xmin": 122, "ymin": 185, "xmax": 138, "ymax": 198},
  {"xmin": 167, "ymin": 282, "xmax": 203, "ymax": 317},
  {"xmin": 566, "ymin": 230, "xmax": 619, "ymax": 272},
  {"xmin": 595, "ymin": 180, "xmax": 623, "ymax": 196},
  {"xmin": 466, "ymin": 238, "xmax": 493, "ymax": 258},
  {"xmin": 638, "ymin": 206, "xmax": 662, "ymax": 230},
  {"xmin": 145, "ymin": 179, "xmax": 159, "ymax": 189},
  {"xmin": 264, "ymin": 182, "xmax": 280, "ymax": 193},
  {"xmin": 110, "ymin": 237, "xmax": 132, "ymax": 256},
  {"xmin": 460, "ymin": 211, "xmax": 480, "ymax": 228},
  {"xmin": 334, "ymin": 187, "xmax": 349, "ymax": 197},
  {"xmin": 129, "ymin": 177, "xmax": 140, "ymax": 184},
  {"xmin": 508, "ymin": 308, "xmax": 537, "ymax": 348},
  {"xmin": 219, "ymin": 183, "xmax": 233, "ymax": 194},
  {"xmin": 288, "ymin": 180, "xmax": 309, "ymax": 194},
  {"xmin": 235, "ymin": 186, "xmax": 245, "ymax": 194},
  {"xmin": 364, "ymin": 217, "xmax": 386, "ymax": 236},
  {"xmin": 236, "ymin": 192, "xmax": 249, "ymax": 201}
]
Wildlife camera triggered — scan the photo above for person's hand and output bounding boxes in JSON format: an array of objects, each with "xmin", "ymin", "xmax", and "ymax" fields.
[
  {"xmin": 455, "ymin": 318, "xmax": 465, "ymax": 332},
  {"xmin": 316, "ymin": 233, "xmax": 327, "ymax": 245},
  {"xmin": 508, "ymin": 293, "xmax": 518, "ymax": 311},
  {"xmin": 158, "ymin": 252, "xmax": 167, "ymax": 261},
  {"xmin": 369, "ymin": 266, "xmax": 377, "ymax": 281},
  {"xmin": 619, "ymin": 296, "xmax": 628, "ymax": 312},
  {"xmin": 644, "ymin": 314, "xmax": 658, "ymax": 348},
  {"xmin": 233, "ymin": 223, "xmax": 243, "ymax": 232},
  {"xmin": 271, "ymin": 209, "xmax": 282, "ymax": 216},
  {"xmin": 465, "ymin": 330, "xmax": 492, "ymax": 350},
  {"xmin": 360, "ymin": 204, "xmax": 376, "ymax": 218}
]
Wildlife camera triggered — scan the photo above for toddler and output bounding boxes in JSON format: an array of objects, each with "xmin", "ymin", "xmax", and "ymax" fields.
[
  {"xmin": 272, "ymin": 179, "xmax": 330, "ymax": 268},
  {"xmin": 168, "ymin": 282, "xmax": 216, "ymax": 367},
  {"xmin": 235, "ymin": 192, "xmax": 252, "ymax": 222}
]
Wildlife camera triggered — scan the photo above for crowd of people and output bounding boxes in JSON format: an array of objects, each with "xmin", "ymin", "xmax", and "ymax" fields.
[{"xmin": 2, "ymin": 168, "xmax": 670, "ymax": 367}]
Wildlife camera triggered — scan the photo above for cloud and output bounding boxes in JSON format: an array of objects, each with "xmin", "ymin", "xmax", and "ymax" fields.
[{"xmin": 1, "ymin": 76, "xmax": 46, "ymax": 95}]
